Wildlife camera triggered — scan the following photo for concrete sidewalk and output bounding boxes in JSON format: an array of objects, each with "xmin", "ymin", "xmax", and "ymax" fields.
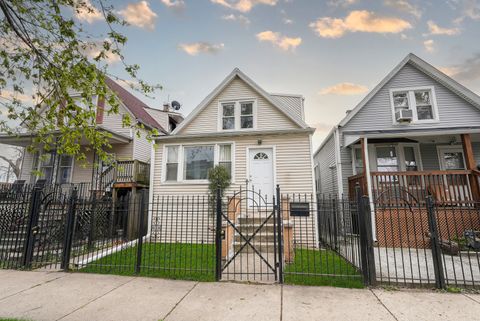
[{"xmin": 1, "ymin": 270, "xmax": 480, "ymax": 321}]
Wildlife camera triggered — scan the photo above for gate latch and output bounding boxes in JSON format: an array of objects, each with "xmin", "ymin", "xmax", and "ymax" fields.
[{"xmin": 32, "ymin": 226, "xmax": 40, "ymax": 235}]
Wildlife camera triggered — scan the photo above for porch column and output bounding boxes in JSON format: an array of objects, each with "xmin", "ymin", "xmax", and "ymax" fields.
[
  {"xmin": 461, "ymin": 134, "xmax": 480, "ymax": 201},
  {"xmin": 361, "ymin": 137, "xmax": 377, "ymax": 240}
]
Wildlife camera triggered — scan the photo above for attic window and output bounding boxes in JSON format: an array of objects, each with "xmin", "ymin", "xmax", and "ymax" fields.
[
  {"xmin": 390, "ymin": 86, "xmax": 438, "ymax": 123},
  {"xmin": 219, "ymin": 100, "xmax": 256, "ymax": 131}
]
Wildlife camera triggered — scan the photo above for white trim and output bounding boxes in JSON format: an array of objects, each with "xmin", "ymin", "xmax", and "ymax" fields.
[
  {"xmin": 148, "ymin": 142, "xmax": 155, "ymax": 235},
  {"xmin": 217, "ymin": 99, "xmax": 258, "ymax": 132},
  {"xmin": 363, "ymin": 138, "xmax": 377, "ymax": 240},
  {"xmin": 309, "ymin": 134, "xmax": 319, "ymax": 247},
  {"xmin": 436, "ymin": 145, "xmax": 467, "ymax": 170},
  {"xmin": 389, "ymin": 86, "xmax": 439, "ymax": 125},
  {"xmin": 245, "ymin": 145, "xmax": 277, "ymax": 193},
  {"xmin": 161, "ymin": 141, "xmax": 235, "ymax": 185},
  {"xmin": 172, "ymin": 68, "xmax": 308, "ymax": 135},
  {"xmin": 334, "ymin": 128, "xmax": 344, "ymax": 197}
]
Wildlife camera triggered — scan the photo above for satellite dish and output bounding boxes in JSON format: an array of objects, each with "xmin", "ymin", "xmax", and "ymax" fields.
[{"xmin": 171, "ymin": 100, "xmax": 181, "ymax": 110}]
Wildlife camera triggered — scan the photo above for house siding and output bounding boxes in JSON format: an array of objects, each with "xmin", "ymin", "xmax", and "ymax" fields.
[
  {"xmin": 179, "ymin": 77, "xmax": 298, "ymax": 135},
  {"xmin": 19, "ymin": 151, "xmax": 35, "ymax": 183},
  {"xmin": 153, "ymin": 133, "xmax": 313, "ymax": 196},
  {"xmin": 133, "ymin": 129, "xmax": 152, "ymax": 163},
  {"xmin": 101, "ymin": 103, "xmax": 133, "ymax": 137},
  {"xmin": 342, "ymin": 63, "xmax": 480, "ymax": 133},
  {"xmin": 313, "ymin": 134, "xmax": 337, "ymax": 196}
]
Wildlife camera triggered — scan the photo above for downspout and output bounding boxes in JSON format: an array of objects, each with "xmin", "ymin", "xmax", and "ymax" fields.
[
  {"xmin": 363, "ymin": 137, "xmax": 377, "ymax": 240},
  {"xmin": 333, "ymin": 127, "xmax": 344, "ymax": 198},
  {"xmin": 308, "ymin": 133, "xmax": 319, "ymax": 247},
  {"xmin": 147, "ymin": 141, "xmax": 155, "ymax": 237}
]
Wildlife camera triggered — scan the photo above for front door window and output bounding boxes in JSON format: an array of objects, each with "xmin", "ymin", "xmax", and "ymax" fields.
[
  {"xmin": 376, "ymin": 146, "xmax": 398, "ymax": 172},
  {"xmin": 439, "ymin": 148, "xmax": 466, "ymax": 170}
]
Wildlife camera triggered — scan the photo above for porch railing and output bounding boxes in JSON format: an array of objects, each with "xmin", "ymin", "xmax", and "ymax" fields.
[
  {"xmin": 348, "ymin": 170, "xmax": 480, "ymax": 204},
  {"xmin": 99, "ymin": 160, "xmax": 150, "ymax": 191}
]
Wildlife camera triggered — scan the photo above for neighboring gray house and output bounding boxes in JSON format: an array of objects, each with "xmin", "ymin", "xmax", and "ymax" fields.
[{"xmin": 314, "ymin": 53, "xmax": 480, "ymax": 204}]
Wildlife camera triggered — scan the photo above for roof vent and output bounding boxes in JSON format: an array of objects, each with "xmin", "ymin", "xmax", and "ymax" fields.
[{"xmin": 345, "ymin": 110, "xmax": 352, "ymax": 115}]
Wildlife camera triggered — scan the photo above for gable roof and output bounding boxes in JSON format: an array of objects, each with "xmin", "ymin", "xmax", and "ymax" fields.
[
  {"xmin": 172, "ymin": 68, "xmax": 309, "ymax": 135},
  {"xmin": 339, "ymin": 53, "xmax": 480, "ymax": 127},
  {"xmin": 105, "ymin": 77, "xmax": 167, "ymax": 134}
]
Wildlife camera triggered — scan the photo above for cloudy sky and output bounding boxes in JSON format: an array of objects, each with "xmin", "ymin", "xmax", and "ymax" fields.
[{"xmin": 19, "ymin": 0, "xmax": 480, "ymax": 149}]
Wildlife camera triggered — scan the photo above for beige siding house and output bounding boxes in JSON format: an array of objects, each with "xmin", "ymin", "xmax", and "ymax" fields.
[
  {"xmin": 0, "ymin": 78, "xmax": 183, "ymax": 196},
  {"xmin": 152, "ymin": 68, "xmax": 316, "ymax": 197}
]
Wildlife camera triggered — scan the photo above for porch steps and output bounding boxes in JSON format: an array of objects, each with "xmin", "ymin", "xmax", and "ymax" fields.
[{"xmin": 232, "ymin": 216, "xmax": 277, "ymax": 253}]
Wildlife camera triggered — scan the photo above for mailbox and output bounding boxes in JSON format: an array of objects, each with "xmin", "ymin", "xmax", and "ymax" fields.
[{"xmin": 290, "ymin": 202, "xmax": 310, "ymax": 217}]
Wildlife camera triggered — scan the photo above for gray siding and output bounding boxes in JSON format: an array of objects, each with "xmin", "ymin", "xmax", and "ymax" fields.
[
  {"xmin": 313, "ymin": 134, "xmax": 337, "ymax": 196},
  {"xmin": 133, "ymin": 129, "xmax": 152, "ymax": 163},
  {"xmin": 419, "ymin": 143, "xmax": 440, "ymax": 170},
  {"xmin": 342, "ymin": 63, "xmax": 480, "ymax": 133}
]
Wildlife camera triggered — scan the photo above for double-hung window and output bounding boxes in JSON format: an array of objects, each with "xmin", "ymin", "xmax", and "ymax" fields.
[
  {"xmin": 391, "ymin": 87, "xmax": 438, "ymax": 123},
  {"xmin": 220, "ymin": 101, "xmax": 255, "ymax": 131},
  {"xmin": 219, "ymin": 144, "xmax": 232, "ymax": 178},
  {"xmin": 240, "ymin": 102, "xmax": 254, "ymax": 129},
  {"xmin": 165, "ymin": 146, "xmax": 179, "ymax": 181},
  {"xmin": 165, "ymin": 143, "xmax": 233, "ymax": 182},
  {"xmin": 222, "ymin": 103, "xmax": 235, "ymax": 130},
  {"xmin": 57, "ymin": 155, "xmax": 73, "ymax": 184}
]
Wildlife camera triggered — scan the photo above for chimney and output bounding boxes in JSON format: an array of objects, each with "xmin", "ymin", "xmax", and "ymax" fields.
[{"xmin": 163, "ymin": 102, "xmax": 170, "ymax": 112}]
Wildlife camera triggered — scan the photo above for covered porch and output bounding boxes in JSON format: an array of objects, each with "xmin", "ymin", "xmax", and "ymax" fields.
[{"xmin": 346, "ymin": 130, "xmax": 480, "ymax": 204}]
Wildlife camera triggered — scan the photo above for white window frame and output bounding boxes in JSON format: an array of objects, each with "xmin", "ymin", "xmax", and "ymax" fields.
[
  {"xmin": 356, "ymin": 143, "xmax": 423, "ymax": 172},
  {"xmin": 217, "ymin": 99, "xmax": 257, "ymax": 132},
  {"xmin": 389, "ymin": 86, "xmax": 439, "ymax": 124},
  {"xmin": 34, "ymin": 151, "xmax": 74, "ymax": 184},
  {"xmin": 162, "ymin": 142, "xmax": 235, "ymax": 184},
  {"xmin": 436, "ymin": 145, "xmax": 467, "ymax": 170}
]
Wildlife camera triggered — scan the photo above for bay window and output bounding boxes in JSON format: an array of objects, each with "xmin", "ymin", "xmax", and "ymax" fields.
[
  {"xmin": 390, "ymin": 87, "xmax": 438, "ymax": 123},
  {"xmin": 164, "ymin": 143, "xmax": 234, "ymax": 182}
]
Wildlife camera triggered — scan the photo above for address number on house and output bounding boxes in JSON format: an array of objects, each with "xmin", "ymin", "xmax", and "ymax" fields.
[{"xmin": 290, "ymin": 202, "xmax": 310, "ymax": 217}]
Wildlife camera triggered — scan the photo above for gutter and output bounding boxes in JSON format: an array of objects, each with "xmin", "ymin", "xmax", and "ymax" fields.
[{"xmin": 153, "ymin": 128, "xmax": 315, "ymax": 141}]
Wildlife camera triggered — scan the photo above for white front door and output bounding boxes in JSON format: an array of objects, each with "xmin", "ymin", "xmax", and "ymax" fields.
[{"xmin": 248, "ymin": 148, "xmax": 274, "ymax": 199}]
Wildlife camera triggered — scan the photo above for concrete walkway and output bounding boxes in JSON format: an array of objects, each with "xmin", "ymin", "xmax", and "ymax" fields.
[{"xmin": 1, "ymin": 270, "xmax": 480, "ymax": 321}]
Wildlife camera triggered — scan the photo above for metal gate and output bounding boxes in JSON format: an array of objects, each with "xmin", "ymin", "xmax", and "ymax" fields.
[
  {"xmin": 215, "ymin": 187, "xmax": 284, "ymax": 283},
  {"xmin": 0, "ymin": 186, "xmax": 73, "ymax": 269}
]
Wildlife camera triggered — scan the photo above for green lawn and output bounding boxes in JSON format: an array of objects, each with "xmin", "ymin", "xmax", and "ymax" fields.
[
  {"xmin": 79, "ymin": 242, "xmax": 215, "ymax": 282},
  {"xmin": 284, "ymin": 248, "xmax": 364, "ymax": 288}
]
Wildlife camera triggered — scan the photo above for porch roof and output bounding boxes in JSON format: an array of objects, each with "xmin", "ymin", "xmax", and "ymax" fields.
[
  {"xmin": 0, "ymin": 126, "xmax": 131, "ymax": 147},
  {"xmin": 343, "ymin": 126, "xmax": 480, "ymax": 147}
]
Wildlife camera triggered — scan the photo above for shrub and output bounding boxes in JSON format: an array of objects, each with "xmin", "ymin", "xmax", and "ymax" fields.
[{"xmin": 207, "ymin": 165, "xmax": 231, "ymax": 198}]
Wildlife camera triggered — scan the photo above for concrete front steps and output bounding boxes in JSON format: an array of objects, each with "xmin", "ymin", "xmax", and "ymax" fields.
[{"xmin": 233, "ymin": 216, "xmax": 277, "ymax": 253}]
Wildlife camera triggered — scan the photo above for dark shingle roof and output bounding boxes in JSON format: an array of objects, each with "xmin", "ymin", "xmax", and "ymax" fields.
[{"xmin": 105, "ymin": 77, "xmax": 167, "ymax": 134}]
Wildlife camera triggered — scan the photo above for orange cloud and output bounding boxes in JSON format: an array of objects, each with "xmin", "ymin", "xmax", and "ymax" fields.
[
  {"xmin": 319, "ymin": 82, "xmax": 368, "ymax": 95},
  {"xmin": 310, "ymin": 10, "xmax": 412, "ymax": 38},
  {"xmin": 423, "ymin": 39, "xmax": 435, "ymax": 53},
  {"xmin": 74, "ymin": 0, "xmax": 102, "ymax": 23},
  {"xmin": 119, "ymin": 1, "xmax": 157, "ymax": 30},
  {"xmin": 178, "ymin": 42, "xmax": 225, "ymax": 56},
  {"xmin": 211, "ymin": 0, "xmax": 277, "ymax": 12},
  {"xmin": 427, "ymin": 21, "xmax": 461, "ymax": 36},
  {"xmin": 256, "ymin": 31, "xmax": 302, "ymax": 51}
]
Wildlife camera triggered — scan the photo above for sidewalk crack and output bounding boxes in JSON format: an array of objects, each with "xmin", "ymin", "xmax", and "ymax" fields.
[
  {"xmin": 0, "ymin": 273, "xmax": 68, "ymax": 302},
  {"xmin": 279, "ymin": 285, "xmax": 283, "ymax": 321},
  {"xmin": 55, "ymin": 276, "xmax": 135, "ymax": 321},
  {"xmin": 163, "ymin": 282, "xmax": 199, "ymax": 321},
  {"xmin": 369, "ymin": 289, "xmax": 399, "ymax": 321}
]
